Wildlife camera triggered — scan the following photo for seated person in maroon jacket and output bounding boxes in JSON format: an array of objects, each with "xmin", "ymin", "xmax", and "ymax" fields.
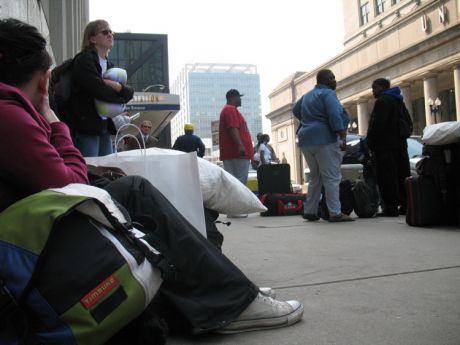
[{"xmin": 0, "ymin": 18, "xmax": 303, "ymax": 343}]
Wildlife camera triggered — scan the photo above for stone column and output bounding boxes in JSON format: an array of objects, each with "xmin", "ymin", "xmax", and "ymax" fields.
[
  {"xmin": 399, "ymin": 83, "xmax": 413, "ymax": 116},
  {"xmin": 357, "ymin": 99, "xmax": 370, "ymax": 135},
  {"xmin": 423, "ymin": 74, "xmax": 438, "ymax": 126},
  {"xmin": 454, "ymin": 65, "xmax": 460, "ymax": 121}
]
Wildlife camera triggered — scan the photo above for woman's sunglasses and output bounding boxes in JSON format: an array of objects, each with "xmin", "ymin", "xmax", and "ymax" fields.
[{"xmin": 100, "ymin": 29, "xmax": 114, "ymax": 36}]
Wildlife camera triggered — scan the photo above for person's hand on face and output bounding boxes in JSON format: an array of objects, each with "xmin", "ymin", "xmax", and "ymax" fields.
[{"xmin": 38, "ymin": 69, "xmax": 59, "ymax": 124}]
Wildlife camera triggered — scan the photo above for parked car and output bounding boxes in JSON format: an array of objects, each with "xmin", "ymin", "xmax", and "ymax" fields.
[{"xmin": 304, "ymin": 136, "xmax": 423, "ymax": 183}]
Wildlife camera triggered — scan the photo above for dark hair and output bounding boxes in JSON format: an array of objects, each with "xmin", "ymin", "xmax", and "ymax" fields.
[
  {"xmin": 316, "ymin": 69, "xmax": 332, "ymax": 84},
  {"xmin": 373, "ymin": 78, "xmax": 390, "ymax": 89},
  {"xmin": 0, "ymin": 18, "xmax": 52, "ymax": 86},
  {"xmin": 257, "ymin": 134, "xmax": 269, "ymax": 146}
]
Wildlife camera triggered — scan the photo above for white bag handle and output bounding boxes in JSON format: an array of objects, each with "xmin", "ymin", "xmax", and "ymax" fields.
[{"xmin": 114, "ymin": 123, "xmax": 147, "ymax": 156}]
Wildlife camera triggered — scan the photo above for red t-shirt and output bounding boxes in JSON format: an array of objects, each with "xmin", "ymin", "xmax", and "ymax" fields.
[{"xmin": 219, "ymin": 104, "xmax": 253, "ymax": 161}]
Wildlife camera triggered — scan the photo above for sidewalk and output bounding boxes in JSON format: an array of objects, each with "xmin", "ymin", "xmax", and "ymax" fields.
[{"xmin": 169, "ymin": 213, "xmax": 460, "ymax": 345}]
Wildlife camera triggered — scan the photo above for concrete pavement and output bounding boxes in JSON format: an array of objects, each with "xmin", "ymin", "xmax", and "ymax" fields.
[{"xmin": 169, "ymin": 213, "xmax": 460, "ymax": 345}]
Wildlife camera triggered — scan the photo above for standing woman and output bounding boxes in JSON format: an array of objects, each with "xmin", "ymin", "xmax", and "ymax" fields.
[{"xmin": 69, "ymin": 19, "xmax": 134, "ymax": 157}]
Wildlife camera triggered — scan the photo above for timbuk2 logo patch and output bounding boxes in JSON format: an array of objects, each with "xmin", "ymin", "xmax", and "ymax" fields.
[{"xmin": 80, "ymin": 275, "xmax": 120, "ymax": 309}]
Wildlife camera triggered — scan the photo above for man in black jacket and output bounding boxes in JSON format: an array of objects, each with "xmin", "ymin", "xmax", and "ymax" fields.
[
  {"xmin": 172, "ymin": 123, "xmax": 205, "ymax": 157},
  {"xmin": 367, "ymin": 78, "xmax": 412, "ymax": 216}
]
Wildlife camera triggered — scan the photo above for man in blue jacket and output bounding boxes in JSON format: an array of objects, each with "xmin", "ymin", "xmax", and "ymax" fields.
[
  {"xmin": 172, "ymin": 123, "xmax": 206, "ymax": 157},
  {"xmin": 292, "ymin": 69, "xmax": 353, "ymax": 223}
]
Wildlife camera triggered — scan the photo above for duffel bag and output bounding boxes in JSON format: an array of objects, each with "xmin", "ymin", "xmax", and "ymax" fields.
[
  {"xmin": 352, "ymin": 179, "xmax": 379, "ymax": 218},
  {"xmin": 0, "ymin": 184, "xmax": 168, "ymax": 345},
  {"xmin": 260, "ymin": 193, "xmax": 305, "ymax": 216}
]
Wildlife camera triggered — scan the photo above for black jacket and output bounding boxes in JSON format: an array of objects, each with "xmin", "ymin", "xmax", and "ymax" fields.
[
  {"xmin": 172, "ymin": 133, "xmax": 205, "ymax": 157},
  {"xmin": 69, "ymin": 49, "xmax": 134, "ymax": 135},
  {"xmin": 367, "ymin": 94, "xmax": 408, "ymax": 151}
]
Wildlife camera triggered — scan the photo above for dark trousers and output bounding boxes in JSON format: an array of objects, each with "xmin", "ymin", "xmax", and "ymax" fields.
[
  {"xmin": 103, "ymin": 176, "xmax": 258, "ymax": 332},
  {"xmin": 373, "ymin": 148, "xmax": 410, "ymax": 213}
]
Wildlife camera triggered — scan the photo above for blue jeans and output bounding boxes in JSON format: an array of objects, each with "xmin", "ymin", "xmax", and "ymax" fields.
[
  {"xmin": 301, "ymin": 139, "xmax": 343, "ymax": 217},
  {"xmin": 223, "ymin": 159, "xmax": 250, "ymax": 185},
  {"xmin": 73, "ymin": 131, "xmax": 113, "ymax": 157}
]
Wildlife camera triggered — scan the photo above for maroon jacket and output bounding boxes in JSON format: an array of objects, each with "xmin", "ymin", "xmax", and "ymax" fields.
[{"xmin": 0, "ymin": 82, "xmax": 89, "ymax": 211}]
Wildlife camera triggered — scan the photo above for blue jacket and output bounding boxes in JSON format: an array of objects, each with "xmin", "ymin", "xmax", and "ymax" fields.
[{"xmin": 292, "ymin": 84, "xmax": 349, "ymax": 147}]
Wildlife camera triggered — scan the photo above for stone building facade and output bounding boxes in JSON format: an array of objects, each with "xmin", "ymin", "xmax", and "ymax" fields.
[{"xmin": 267, "ymin": 0, "xmax": 460, "ymax": 184}]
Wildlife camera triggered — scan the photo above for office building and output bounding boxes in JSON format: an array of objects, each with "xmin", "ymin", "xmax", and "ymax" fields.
[
  {"xmin": 268, "ymin": 0, "xmax": 460, "ymax": 184},
  {"xmin": 109, "ymin": 33, "xmax": 172, "ymax": 147},
  {"xmin": 171, "ymin": 63, "xmax": 262, "ymax": 159}
]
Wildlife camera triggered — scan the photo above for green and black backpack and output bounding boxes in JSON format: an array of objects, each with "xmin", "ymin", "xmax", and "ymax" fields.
[{"xmin": 0, "ymin": 185, "xmax": 170, "ymax": 345}]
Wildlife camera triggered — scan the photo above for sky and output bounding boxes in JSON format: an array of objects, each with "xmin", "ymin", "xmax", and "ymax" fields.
[{"xmin": 89, "ymin": 0, "xmax": 345, "ymax": 129}]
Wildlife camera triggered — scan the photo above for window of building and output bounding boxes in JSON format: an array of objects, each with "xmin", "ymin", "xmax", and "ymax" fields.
[
  {"xmin": 375, "ymin": 0, "xmax": 385, "ymax": 15},
  {"xmin": 360, "ymin": 0, "xmax": 370, "ymax": 25},
  {"xmin": 392, "ymin": 0, "xmax": 401, "ymax": 4}
]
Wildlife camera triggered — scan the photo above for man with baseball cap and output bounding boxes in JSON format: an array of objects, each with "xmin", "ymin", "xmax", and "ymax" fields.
[{"xmin": 219, "ymin": 89, "xmax": 253, "ymax": 217}]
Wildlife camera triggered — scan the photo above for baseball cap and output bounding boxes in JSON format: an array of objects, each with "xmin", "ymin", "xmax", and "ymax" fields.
[{"xmin": 226, "ymin": 89, "xmax": 244, "ymax": 100}]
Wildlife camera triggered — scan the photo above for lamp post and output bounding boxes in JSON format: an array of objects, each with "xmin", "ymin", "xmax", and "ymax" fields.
[
  {"xmin": 142, "ymin": 84, "xmax": 166, "ymax": 92},
  {"xmin": 428, "ymin": 97, "xmax": 441, "ymax": 124},
  {"xmin": 348, "ymin": 121, "xmax": 357, "ymax": 133}
]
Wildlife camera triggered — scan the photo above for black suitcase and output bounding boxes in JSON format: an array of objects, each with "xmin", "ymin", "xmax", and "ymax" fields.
[
  {"xmin": 405, "ymin": 175, "xmax": 443, "ymax": 226},
  {"xmin": 417, "ymin": 143, "xmax": 460, "ymax": 226},
  {"xmin": 257, "ymin": 164, "xmax": 291, "ymax": 194},
  {"xmin": 260, "ymin": 193, "xmax": 305, "ymax": 216}
]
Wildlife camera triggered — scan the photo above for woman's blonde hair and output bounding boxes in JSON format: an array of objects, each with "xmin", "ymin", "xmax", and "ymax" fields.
[{"xmin": 80, "ymin": 19, "xmax": 109, "ymax": 52}]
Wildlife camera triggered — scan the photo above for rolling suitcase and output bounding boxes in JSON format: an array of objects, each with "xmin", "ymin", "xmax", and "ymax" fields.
[
  {"xmin": 257, "ymin": 163, "xmax": 291, "ymax": 194},
  {"xmin": 260, "ymin": 193, "xmax": 305, "ymax": 216},
  {"xmin": 405, "ymin": 175, "xmax": 443, "ymax": 226},
  {"xmin": 417, "ymin": 143, "xmax": 460, "ymax": 226}
]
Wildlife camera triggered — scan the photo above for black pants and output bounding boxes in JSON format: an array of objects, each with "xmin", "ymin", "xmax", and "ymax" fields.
[
  {"xmin": 373, "ymin": 148, "xmax": 410, "ymax": 213},
  {"xmin": 103, "ymin": 176, "xmax": 258, "ymax": 332}
]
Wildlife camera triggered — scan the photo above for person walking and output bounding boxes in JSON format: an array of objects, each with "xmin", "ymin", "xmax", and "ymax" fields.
[
  {"xmin": 127, "ymin": 120, "xmax": 159, "ymax": 150},
  {"xmin": 292, "ymin": 69, "xmax": 353, "ymax": 222},
  {"xmin": 172, "ymin": 123, "xmax": 205, "ymax": 157},
  {"xmin": 219, "ymin": 89, "xmax": 253, "ymax": 184},
  {"xmin": 366, "ymin": 78, "xmax": 412, "ymax": 216},
  {"xmin": 68, "ymin": 19, "xmax": 134, "ymax": 157}
]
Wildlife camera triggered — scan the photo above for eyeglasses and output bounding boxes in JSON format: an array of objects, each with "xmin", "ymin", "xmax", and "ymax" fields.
[
  {"xmin": 99, "ymin": 29, "xmax": 114, "ymax": 36},
  {"xmin": 141, "ymin": 125, "xmax": 152, "ymax": 129}
]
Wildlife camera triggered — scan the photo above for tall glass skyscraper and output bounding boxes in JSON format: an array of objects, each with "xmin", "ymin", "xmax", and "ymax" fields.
[{"xmin": 171, "ymin": 63, "xmax": 262, "ymax": 158}]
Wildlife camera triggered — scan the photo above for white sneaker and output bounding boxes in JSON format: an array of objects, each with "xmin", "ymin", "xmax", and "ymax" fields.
[
  {"xmin": 259, "ymin": 287, "xmax": 276, "ymax": 299},
  {"xmin": 215, "ymin": 293, "xmax": 304, "ymax": 334}
]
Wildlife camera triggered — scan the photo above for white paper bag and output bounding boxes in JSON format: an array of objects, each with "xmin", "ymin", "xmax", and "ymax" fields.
[{"xmin": 85, "ymin": 151, "xmax": 206, "ymax": 237}]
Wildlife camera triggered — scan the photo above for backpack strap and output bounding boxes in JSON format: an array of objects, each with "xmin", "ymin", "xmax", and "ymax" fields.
[{"xmin": 0, "ymin": 278, "xmax": 34, "ymax": 344}]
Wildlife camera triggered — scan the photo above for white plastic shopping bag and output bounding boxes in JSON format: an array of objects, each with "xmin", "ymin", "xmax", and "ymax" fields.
[{"xmin": 85, "ymin": 148, "xmax": 206, "ymax": 238}]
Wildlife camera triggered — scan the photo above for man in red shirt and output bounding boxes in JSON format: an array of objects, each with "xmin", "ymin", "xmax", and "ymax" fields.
[{"xmin": 219, "ymin": 89, "xmax": 254, "ymax": 186}]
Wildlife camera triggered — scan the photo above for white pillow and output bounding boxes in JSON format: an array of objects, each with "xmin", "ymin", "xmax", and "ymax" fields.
[
  {"xmin": 136, "ymin": 148, "xmax": 267, "ymax": 214},
  {"xmin": 422, "ymin": 121, "xmax": 460, "ymax": 146}
]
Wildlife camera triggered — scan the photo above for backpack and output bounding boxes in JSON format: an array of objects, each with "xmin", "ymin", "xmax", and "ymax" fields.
[
  {"xmin": 398, "ymin": 103, "xmax": 413, "ymax": 139},
  {"xmin": 0, "ymin": 185, "xmax": 170, "ymax": 345},
  {"xmin": 352, "ymin": 179, "xmax": 379, "ymax": 218},
  {"xmin": 49, "ymin": 58, "xmax": 75, "ymax": 125},
  {"xmin": 318, "ymin": 180, "xmax": 354, "ymax": 220}
]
